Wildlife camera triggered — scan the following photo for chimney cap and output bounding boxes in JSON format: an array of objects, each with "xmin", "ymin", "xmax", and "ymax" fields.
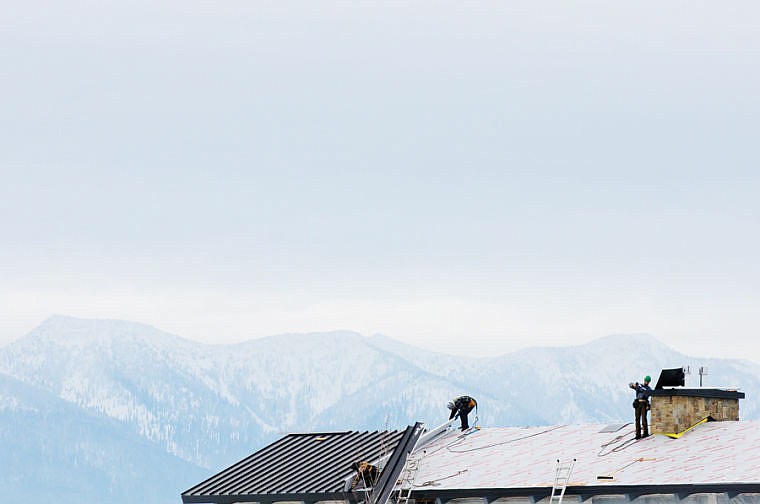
[{"xmin": 650, "ymin": 388, "xmax": 745, "ymax": 399}]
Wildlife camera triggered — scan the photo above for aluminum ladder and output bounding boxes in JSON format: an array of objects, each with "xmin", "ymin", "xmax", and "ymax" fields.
[
  {"xmin": 395, "ymin": 458, "xmax": 420, "ymax": 504},
  {"xmin": 549, "ymin": 458, "xmax": 576, "ymax": 504}
]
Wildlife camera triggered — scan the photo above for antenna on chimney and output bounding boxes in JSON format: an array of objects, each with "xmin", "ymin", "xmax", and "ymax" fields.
[{"xmin": 699, "ymin": 366, "xmax": 708, "ymax": 387}]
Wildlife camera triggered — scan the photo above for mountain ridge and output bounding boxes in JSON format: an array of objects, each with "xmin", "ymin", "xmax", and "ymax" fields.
[{"xmin": 2, "ymin": 315, "xmax": 760, "ymax": 504}]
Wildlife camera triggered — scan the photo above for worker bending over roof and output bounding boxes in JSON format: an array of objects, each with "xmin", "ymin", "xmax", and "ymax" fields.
[{"xmin": 447, "ymin": 395, "xmax": 477, "ymax": 431}]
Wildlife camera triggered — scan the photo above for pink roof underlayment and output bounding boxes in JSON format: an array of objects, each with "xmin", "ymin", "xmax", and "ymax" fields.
[{"xmin": 408, "ymin": 420, "xmax": 760, "ymax": 490}]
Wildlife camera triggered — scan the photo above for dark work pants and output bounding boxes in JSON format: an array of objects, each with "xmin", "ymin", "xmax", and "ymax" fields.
[
  {"xmin": 458, "ymin": 407, "xmax": 473, "ymax": 430},
  {"xmin": 634, "ymin": 400, "xmax": 649, "ymax": 438}
]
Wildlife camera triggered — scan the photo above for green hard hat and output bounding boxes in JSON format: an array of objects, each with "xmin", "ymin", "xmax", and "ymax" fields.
[{"xmin": 644, "ymin": 375, "xmax": 651, "ymax": 382}]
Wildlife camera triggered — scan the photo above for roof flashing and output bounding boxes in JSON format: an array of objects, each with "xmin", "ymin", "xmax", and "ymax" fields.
[{"xmin": 650, "ymin": 388, "xmax": 745, "ymax": 399}]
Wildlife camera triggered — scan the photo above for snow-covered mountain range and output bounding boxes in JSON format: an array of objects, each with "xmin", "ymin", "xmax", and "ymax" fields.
[{"xmin": 1, "ymin": 315, "xmax": 759, "ymax": 504}]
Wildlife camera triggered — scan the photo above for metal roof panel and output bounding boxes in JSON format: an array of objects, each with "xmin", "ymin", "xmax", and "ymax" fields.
[{"xmin": 182, "ymin": 430, "xmax": 404, "ymax": 502}]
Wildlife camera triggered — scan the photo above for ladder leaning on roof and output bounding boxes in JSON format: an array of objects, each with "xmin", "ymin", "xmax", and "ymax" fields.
[
  {"xmin": 549, "ymin": 458, "xmax": 576, "ymax": 504},
  {"xmin": 394, "ymin": 418, "xmax": 460, "ymax": 504},
  {"xmin": 395, "ymin": 458, "xmax": 420, "ymax": 504}
]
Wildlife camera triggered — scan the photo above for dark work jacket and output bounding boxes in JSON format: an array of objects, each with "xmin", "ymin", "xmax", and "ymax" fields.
[
  {"xmin": 634, "ymin": 383, "xmax": 652, "ymax": 401},
  {"xmin": 449, "ymin": 396, "xmax": 477, "ymax": 419}
]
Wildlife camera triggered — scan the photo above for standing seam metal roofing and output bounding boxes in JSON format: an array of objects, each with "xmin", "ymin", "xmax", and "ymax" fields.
[{"xmin": 182, "ymin": 430, "xmax": 404, "ymax": 503}]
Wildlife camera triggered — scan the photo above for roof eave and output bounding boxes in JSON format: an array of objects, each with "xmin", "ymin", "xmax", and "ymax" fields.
[
  {"xmin": 411, "ymin": 483, "xmax": 760, "ymax": 501},
  {"xmin": 181, "ymin": 491, "xmax": 349, "ymax": 504}
]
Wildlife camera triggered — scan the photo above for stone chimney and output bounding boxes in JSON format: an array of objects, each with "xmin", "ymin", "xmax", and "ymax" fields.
[{"xmin": 650, "ymin": 388, "xmax": 745, "ymax": 434}]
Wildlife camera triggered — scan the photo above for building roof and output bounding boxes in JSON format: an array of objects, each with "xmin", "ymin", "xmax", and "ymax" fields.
[
  {"xmin": 409, "ymin": 420, "xmax": 760, "ymax": 496},
  {"xmin": 182, "ymin": 420, "xmax": 760, "ymax": 504},
  {"xmin": 182, "ymin": 430, "xmax": 405, "ymax": 504}
]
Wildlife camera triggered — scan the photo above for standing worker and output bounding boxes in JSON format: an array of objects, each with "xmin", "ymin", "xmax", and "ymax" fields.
[
  {"xmin": 629, "ymin": 376, "xmax": 652, "ymax": 439},
  {"xmin": 447, "ymin": 395, "xmax": 477, "ymax": 431}
]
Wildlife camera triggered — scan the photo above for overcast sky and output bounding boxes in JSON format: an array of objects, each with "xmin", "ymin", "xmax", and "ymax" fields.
[{"xmin": 2, "ymin": 1, "xmax": 759, "ymax": 361}]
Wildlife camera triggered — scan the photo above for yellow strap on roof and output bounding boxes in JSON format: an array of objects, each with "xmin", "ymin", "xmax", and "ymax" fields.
[{"xmin": 662, "ymin": 417, "xmax": 711, "ymax": 439}]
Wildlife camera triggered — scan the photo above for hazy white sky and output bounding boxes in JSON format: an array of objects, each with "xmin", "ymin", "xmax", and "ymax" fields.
[{"xmin": 2, "ymin": 1, "xmax": 759, "ymax": 360}]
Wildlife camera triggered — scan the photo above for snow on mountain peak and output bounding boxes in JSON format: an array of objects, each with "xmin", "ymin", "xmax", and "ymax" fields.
[{"xmin": 1, "ymin": 315, "xmax": 759, "ymax": 476}]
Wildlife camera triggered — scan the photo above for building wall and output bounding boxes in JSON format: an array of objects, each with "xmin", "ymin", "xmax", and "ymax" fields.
[{"xmin": 650, "ymin": 396, "xmax": 739, "ymax": 434}]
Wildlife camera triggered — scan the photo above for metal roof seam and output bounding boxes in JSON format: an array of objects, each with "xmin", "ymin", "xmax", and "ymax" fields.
[
  {"xmin": 183, "ymin": 434, "xmax": 298, "ymax": 495},
  {"xmin": 241, "ymin": 432, "xmax": 360, "ymax": 494},
  {"xmin": 210, "ymin": 434, "xmax": 310, "ymax": 495},
  {"xmin": 261, "ymin": 431, "xmax": 382, "ymax": 493},
  {"xmin": 252, "ymin": 431, "xmax": 385, "ymax": 493},
  {"xmin": 301, "ymin": 431, "xmax": 405, "ymax": 493},
  {"xmin": 233, "ymin": 430, "xmax": 403, "ymax": 496},
  {"xmin": 257, "ymin": 433, "xmax": 357, "ymax": 492},
  {"xmin": 312, "ymin": 431, "xmax": 405, "ymax": 492}
]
